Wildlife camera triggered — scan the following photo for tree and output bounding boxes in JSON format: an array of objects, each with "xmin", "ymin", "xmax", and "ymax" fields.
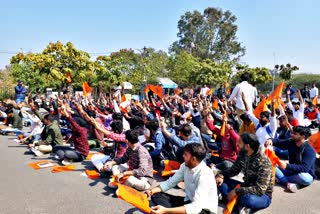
[
  {"xmin": 275, "ymin": 63, "xmax": 299, "ymax": 80},
  {"xmin": 191, "ymin": 60, "xmax": 232, "ymax": 86},
  {"xmin": 170, "ymin": 7, "xmax": 245, "ymax": 63},
  {"xmin": 166, "ymin": 51, "xmax": 200, "ymax": 86},
  {"xmin": 232, "ymin": 64, "xmax": 272, "ymax": 85},
  {"xmin": 10, "ymin": 41, "xmax": 96, "ymax": 91}
]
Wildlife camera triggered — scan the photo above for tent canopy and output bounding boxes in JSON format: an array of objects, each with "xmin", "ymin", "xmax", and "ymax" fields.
[
  {"xmin": 157, "ymin": 77, "xmax": 178, "ymax": 89},
  {"xmin": 123, "ymin": 81, "xmax": 133, "ymax": 90}
]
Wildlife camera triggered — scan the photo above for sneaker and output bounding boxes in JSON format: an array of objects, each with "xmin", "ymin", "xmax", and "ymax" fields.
[
  {"xmin": 30, "ymin": 148, "xmax": 43, "ymax": 157},
  {"xmin": 61, "ymin": 159, "xmax": 71, "ymax": 166},
  {"xmin": 286, "ymin": 183, "xmax": 298, "ymax": 193},
  {"xmin": 238, "ymin": 206, "xmax": 252, "ymax": 214},
  {"xmin": 53, "ymin": 155, "xmax": 61, "ymax": 161}
]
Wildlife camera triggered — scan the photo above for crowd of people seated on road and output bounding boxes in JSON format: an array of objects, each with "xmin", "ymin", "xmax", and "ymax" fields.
[{"xmin": 0, "ymin": 74, "xmax": 319, "ymax": 214}]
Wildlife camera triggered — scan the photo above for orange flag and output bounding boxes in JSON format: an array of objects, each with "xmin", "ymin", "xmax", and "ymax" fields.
[
  {"xmin": 224, "ymin": 184, "xmax": 241, "ymax": 214},
  {"xmin": 264, "ymin": 148, "xmax": 280, "ymax": 184},
  {"xmin": 253, "ymin": 98, "xmax": 268, "ymax": 118},
  {"xmin": 206, "ymin": 89, "xmax": 213, "ymax": 95},
  {"xmin": 266, "ymin": 80, "xmax": 285, "ymax": 104},
  {"xmin": 117, "ymin": 184, "xmax": 151, "ymax": 214},
  {"xmin": 144, "ymin": 85, "xmax": 150, "ymax": 94},
  {"xmin": 309, "ymin": 132, "xmax": 320, "ymax": 153},
  {"xmin": 312, "ymin": 96, "xmax": 318, "ymax": 106},
  {"xmin": 212, "ymin": 99, "xmax": 219, "ymax": 109},
  {"xmin": 274, "ymin": 98, "xmax": 285, "ymax": 110},
  {"xmin": 65, "ymin": 72, "xmax": 72, "ymax": 83},
  {"xmin": 85, "ymin": 170, "xmax": 100, "ymax": 179},
  {"xmin": 109, "ymin": 175, "xmax": 129, "ymax": 186},
  {"xmin": 86, "ymin": 152, "xmax": 104, "ymax": 160},
  {"xmin": 149, "ymin": 84, "xmax": 163, "ymax": 99},
  {"xmin": 174, "ymin": 88, "xmax": 180, "ymax": 95},
  {"xmin": 121, "ymin": 94, "xmax": 126, "ymax": 102},
  {"xmin": 28, "ymin": 160, "xmax": 55, "ymax": 170},
  {"xmin": 82, "ymin": 81, "xmax": 92, "ymax": 97},
  {"xmin": 51, "ymin": 165, "xmax": 75, "ymax": 173},
  {"xmin": 220, "ymin": 112, "xmax": 227, "ymax": 137},
  {"xmin": 161, "ymin": 160, "xmax": 181, "ymax": 177}
]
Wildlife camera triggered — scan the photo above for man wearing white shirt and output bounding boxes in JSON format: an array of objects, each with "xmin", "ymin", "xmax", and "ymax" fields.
[
  {"xmin": 243, "ymin": 94, "xmax": 277, "ymax": 147},
  {"xmin": 200, "ymin": 85, "xmax": 210, "ymax": 97},
  {"xmin": 309, "ymin": 83, "xmax": 318, "ymax": 99},
  {"xmin": 228, "ymin": 73, "xmax": 255, "ymax": 117},
  {"xmin": 286, "ymin": 89, "xmax": 304, "ymax": 125},
  {"xmin": 147, "ymin": 143, "xmax": 218, "ymax": 214}
]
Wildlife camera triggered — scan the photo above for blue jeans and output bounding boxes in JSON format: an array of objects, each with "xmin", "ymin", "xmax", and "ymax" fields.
[
  {"xmin": 276, "ymin": 167, "xmax": 314, "ymax": 186},
  {"xmin": 219, "ymin": 179, "xmax": 272, "ymax": 211}
]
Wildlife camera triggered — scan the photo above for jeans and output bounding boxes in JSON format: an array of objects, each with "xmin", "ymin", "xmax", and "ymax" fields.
[
  {"xmin": 276, "ymin": 167, "xmax": 314, "ymax": 186},
  {"xmin": 54, "ymin": 146, "xmax": 84, "ymax": 162},
  {"xmin": 218, "ymin": 179, "xmax": 272, "ymax": 211}
]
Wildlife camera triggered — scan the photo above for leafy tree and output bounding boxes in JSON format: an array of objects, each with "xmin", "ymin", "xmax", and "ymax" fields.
[
  {"xmin": 232, "ymin": 64, "xmax": 272, "ymax": 86},
  {"xmin": 191, "ymin": 60, "xmax": 232, "ymax": 86},
  {"xmin": 10, "ymin": 41, "xmax": 96, "ymax": 91},
  {"xmin": 166, "ymin": 51, "xmax": 200, "ymax": 86},
  {"xmin": 170, "ymin": 7, "xmax": 245, "ymax": 63},
  {"xmin": 275, "ymin": 63, "xmax": 299, "ymax": 80}
]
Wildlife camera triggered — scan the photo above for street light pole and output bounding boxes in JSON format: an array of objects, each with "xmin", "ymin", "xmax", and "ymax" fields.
[{"xmin": 272, "ymin": 52, "xmax": 276, "ymax": 91}]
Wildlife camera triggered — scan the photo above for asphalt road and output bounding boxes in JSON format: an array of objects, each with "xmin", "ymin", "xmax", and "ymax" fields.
[{"xmin": 0, "ymin": 133, "xmax": 319, "ymax": 214}]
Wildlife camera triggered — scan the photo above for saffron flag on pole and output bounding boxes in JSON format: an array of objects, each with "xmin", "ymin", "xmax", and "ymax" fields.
[
  {"xmin": 253, "ymin": 98, "xmax": 268, "ymax": 118},
  {"xmin": 312, "ymin": 96, "xmax": 318, "ymax": 106},
  {"xmin": 82, "ymin": 81, "xmax": 92, "ymax": 97},
  {"xmin": 212, "ymin": 99, "xmax": 219, "ymax": 109},
  {"xmin": 149, "ymin": 84, "xmax": 163, "ymax": 99},
  {"xmin": 266, "ymin": 80, "xmax": 285, "ymax": 104},
  {"xmin": 220, "ymin": 112, "xmax": 227, "ymax": 137},
  {"xmin": 65, "ymin": 72, "xmax": 72, "ymax": 83}
]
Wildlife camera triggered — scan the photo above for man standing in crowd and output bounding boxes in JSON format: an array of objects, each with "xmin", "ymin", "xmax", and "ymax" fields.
[
  {"xmin": 147, "ymin": 143, "xmax": 218, "ymax": 214},
  {"xmin": 228, "ymin": 73, "xmax": 255, "ymax": 119},
  {"xmin": 216, "ymin": 133, "xmax": 273, "ymax": 213},
  {"xmin": 284, "ymin": 84, "xmax": 296, "ymax": 101},
  {"xmin": 309, "ymin": 83, "xmax": 319, "ymax": 100},
  {"xmin": 300, "ymin": 83, "xmax": 310, "ymax": 101},
  {"xmin": 15, "ymin": 80, "xmax": 27, "ymax": 104}
]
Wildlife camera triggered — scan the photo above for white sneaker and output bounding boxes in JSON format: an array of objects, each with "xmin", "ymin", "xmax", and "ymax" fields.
[
  {"xmin": 239, "ymin": 206, "xmax": 252, "ymax": 214},
  {"xmin": 61, "ymin": 159, "xmax": 71, "ymax": 166},
  {"xmin": 286, "ymin": 183, "xmax": 298, "ymax": 193},
  {"xmin": 30, "ymin": 148, "xmax": 43, "ymax": 157},
  {"xmin": 53, "ymin": 155, "xmax": 61, "ymax": 161}
]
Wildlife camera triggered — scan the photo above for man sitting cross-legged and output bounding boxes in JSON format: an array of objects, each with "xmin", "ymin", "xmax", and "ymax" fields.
[
  {"xmin": 216, "ymin": 133, "xmax": 273, "ymax": 213},
  {"xmin": 276, "ymin": 126, "xmax": 316, "ymax": 193},
  {"xmin": 146, "ymin": 143, "xmax": 218, "ymax": 214},
  {"xmin": 103, "ymin": 129, "xmax": 154, "ymax": 191},
  {"xmin": 52, "ymin": 105, "xmax": 89, "ymax": 165}
]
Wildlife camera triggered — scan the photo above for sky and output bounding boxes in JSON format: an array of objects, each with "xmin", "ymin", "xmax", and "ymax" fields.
[{"xmin": 1, "ymin": 0, "xmax": 319, "ymax": 73}]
